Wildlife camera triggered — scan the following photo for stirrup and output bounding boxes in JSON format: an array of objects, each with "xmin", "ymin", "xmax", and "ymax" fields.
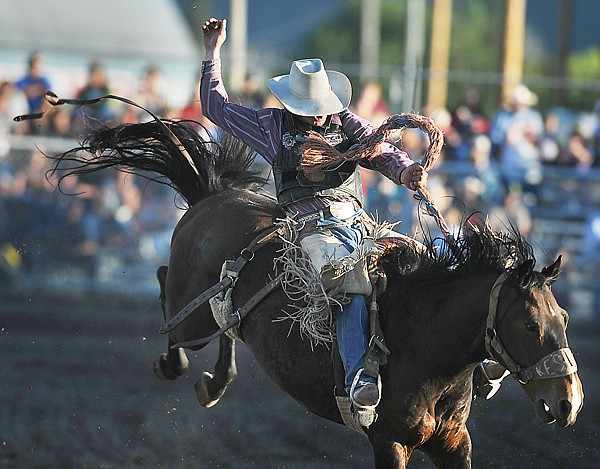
[{"xmin": 349, "ymin": 368, "xmax": 382, "ymax": 409}]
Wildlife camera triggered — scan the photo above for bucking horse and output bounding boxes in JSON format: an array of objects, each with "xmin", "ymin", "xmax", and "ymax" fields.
[{"xmin": 40, "ymin": 104, "xmax": 583, "ymax": 468}]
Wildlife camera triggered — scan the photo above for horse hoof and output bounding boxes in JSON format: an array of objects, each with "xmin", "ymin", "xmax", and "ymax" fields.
[
  {"xmin": 153, "ymin": 350, "xmax": 189, "ymax": 380},
  {"xmin": 153, "ymin": 353, "xmax": 175, "ymax": 380},
  {"xmin": 176, "ymin": 348, "xmax": 190, "ymax": 375},
  {"xmin": 195, "ymin": 372, "xmax": 220, "ymax": 408}
]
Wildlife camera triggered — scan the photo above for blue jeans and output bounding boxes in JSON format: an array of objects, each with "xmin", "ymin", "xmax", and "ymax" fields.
[
  {"xmin": 337, "ymin": 293, "xmax": 373, "ymax": 392},
  {"xmin": 298, "ymin": 205, "xmax": 374, "ymax": 392}
]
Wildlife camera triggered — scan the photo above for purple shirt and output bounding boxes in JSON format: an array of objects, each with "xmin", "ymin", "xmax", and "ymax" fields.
[{"xmin": 200, "ymin": 59, "xmax": 414, "ymax": 214}]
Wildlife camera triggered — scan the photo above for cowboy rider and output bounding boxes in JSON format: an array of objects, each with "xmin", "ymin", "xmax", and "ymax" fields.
[{"xmin": 199, "ymin": 17, "xmax": 429, "ymax": 409}]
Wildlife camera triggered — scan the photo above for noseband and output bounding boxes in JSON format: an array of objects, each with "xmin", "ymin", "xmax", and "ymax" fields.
[{"xmin": 485, "ymin": 273, "xmax": 578, "ymax": 384}]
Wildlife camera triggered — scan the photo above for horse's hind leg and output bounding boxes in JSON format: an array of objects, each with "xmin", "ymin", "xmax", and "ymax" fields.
[
  {"xmin": 195, "ymin": 334, "xmax": 237, "ymax": 408},
  {"xmin": 157, "ymin": 265, "xmax": 168, "ymax": 316},
  {"xmin": 153, "ymin": 265, "xmax": 190, "ymax": 380}
]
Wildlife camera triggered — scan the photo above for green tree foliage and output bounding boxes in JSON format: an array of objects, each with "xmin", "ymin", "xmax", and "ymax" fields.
[
  {"xmin": 298, "ymin": 0, "xmax": 507, "ymax": 114},
  {"xmin": 517, "ymin": 46, "xmax": 600, "ymax": 113},
  {"xmin": 298, "ymin": 0, "xmax": 409, "ymax": 96},
  {"xmin": 446, "ymin": 1, "xmax": 505, "ymax": 114},
  {"xmin": 300, "ymin": 1, "xmax": 363, "ymax": 65},
  {"xmin": 568, "ymin": 48, "xmax": 600, "ymax": 111}
]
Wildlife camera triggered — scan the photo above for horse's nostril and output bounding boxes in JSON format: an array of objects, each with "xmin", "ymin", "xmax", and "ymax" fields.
[{"xmin": 558, "ymin": 398, "xmax": 572, "ymax": 418}]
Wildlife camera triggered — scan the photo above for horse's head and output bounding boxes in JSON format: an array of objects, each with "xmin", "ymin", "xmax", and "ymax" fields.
[{"xmin": 488, "ymin": 256, "xmax": 584, "ymax": 427}]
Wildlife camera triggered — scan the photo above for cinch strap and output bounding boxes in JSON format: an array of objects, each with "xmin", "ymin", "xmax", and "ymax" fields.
[{"xmin": 159, "ymin": 226, "xmax": 282, "ymax": 334}]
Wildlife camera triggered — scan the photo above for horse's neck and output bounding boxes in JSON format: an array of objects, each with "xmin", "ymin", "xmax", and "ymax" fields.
[{"xmin": 395, "ymin": 273, "xmax": 497, "ymax": 373}]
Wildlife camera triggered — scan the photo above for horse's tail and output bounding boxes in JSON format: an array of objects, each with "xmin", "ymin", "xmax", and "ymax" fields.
[{"xmin": 48, "ymin": 119, "xmax": 267, "ymax": 206}]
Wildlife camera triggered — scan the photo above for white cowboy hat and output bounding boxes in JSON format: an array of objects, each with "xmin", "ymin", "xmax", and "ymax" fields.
[{"xmin": 268, "ymin": 58, "xmax": 352, "ymax": 116}]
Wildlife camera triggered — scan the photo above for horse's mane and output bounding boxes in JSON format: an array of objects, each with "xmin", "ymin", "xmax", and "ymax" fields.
[
  {"xmin": 382, "ymin": 218, "xmax": 537, "ymax": 287},
  {"xmin": 48, "ymin": 119, "xmax": 268, "ymax": 207}
]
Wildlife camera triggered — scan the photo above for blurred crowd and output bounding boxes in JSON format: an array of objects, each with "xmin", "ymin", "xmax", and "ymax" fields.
[
  {"xmin": 1, "ymin": 53, "xmax": 600, "ymax": 315},
  {"xmin": 0, "ymin": 53, "xmax": 195, "ymax": 282}
]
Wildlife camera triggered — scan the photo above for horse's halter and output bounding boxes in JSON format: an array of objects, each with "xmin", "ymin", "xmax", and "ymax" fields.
[{"xmin": 485, "ymin": 273, "xmax": 578, "ymax": 384}]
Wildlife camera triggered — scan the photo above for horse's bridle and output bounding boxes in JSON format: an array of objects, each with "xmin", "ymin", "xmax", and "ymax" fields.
[{"xmin": 485, "ymin": 273, "xmax": 578, "ymax": 384}]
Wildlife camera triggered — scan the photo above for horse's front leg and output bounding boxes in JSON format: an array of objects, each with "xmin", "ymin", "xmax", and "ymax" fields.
[
  {"xmin": 424, "ymin": 427, "xmax": 472, "ymax": 469},
  {"xmin": 153, "ymin": 340, "xmax": 190, "ymax": 380},
  {"xmin": 371, "ymin": 432, "xmax": 411, "ymax": 469},
  {"xmin": 195, "ymin": 333, "xmax": 237, "ymax": 408}
]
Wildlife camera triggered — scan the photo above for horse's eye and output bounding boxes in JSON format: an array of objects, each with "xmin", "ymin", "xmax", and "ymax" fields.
[
  {"xmin": 525, "ymin": 321, "xmax": 539, "ymax": 333},
  {"xmin": 562, "ymin": 311, "xmax": 569, "ymax": 327}
]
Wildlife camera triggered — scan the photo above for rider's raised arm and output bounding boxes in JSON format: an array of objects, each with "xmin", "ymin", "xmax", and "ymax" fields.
[
  {"xmin": 200, "ymin": 59, "xmax": 282, "ymax": 164},
  {"xmin": 200, "ymin": 18, "xmax": 281, "ymax": 164}
]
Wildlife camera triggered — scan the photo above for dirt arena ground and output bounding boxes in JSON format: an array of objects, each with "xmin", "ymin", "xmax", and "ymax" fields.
[{"xmin": 1, "ymin": 287, "xmax": 598, "ymax": 468}]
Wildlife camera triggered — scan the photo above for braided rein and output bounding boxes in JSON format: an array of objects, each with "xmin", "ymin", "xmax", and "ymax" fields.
[{"xmin": 298, "ymin": 113, "xmax": 452, "ymax": 240}]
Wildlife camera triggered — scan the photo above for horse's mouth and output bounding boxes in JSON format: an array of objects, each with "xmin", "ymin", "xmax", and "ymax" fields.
[{"xmin": 534, "ymin": 399, "xmax": 557, "ymax": 425}]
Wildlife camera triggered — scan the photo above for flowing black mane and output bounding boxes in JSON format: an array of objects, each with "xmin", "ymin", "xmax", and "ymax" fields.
[
  {"xmin": 382, "ymin": 220, "xmax": 542, "ymax": 287},
  {"xmin": 47, "ymin": 119, "xmax": 267, "ymax": 206}
]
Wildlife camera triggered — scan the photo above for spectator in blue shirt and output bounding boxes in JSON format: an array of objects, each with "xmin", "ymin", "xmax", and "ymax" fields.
[{"xmin": 15, "ymin": 52, "xmax": 51, "ymax": 115}]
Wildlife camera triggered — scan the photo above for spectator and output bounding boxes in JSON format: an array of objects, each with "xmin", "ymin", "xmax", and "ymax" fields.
[
  {"xmin": 469, "ymin": 134, "xmax": 505, "ymax": 205},
  {"xmin": 489, "ymin": 84, "xmax": 543, "ymax": 160},
  {"xmin": 538, "ymin": 111, "xmax": 562, "ymax": 165},
  {"xmin": 499, "ymin": 120, "xmax": 542, "ymax": 198},
  {"xmin": 0, "ymin": 81, "xmax": 28, "ymax": 158},
  {"xmin": 492, "ymin": 85, "xmax": 544, "ymax": 201},
  {"xmin": 451, "ymin": 88, "xmax": 490, "ymax": 161},
  {"xmin": 558, "ymin": 129, "xmax": 593, "ymax": 170},
  {"xmin": 397, "ymin": 127, "xmax": 427, "ymax": 159},
  {"xmin": 7, "ymin": 150, "xmax": 64, "ymax": 272},
  {"xmin": 57, "ymin": 197, "xmax": 101, "ymax": 278},
  {"xmin": 583, "ymin": 211, "xmax": 600, "ymax": 318},
  {"xmin": 353, "ymin": 82, "xmax": 390, "ymax": 127},
  {"xmin": 15, "ymin": 52, "xmax": 51, "ymax": 116},
  {"xmin": 46, "ymin": 107, "xmax": 73, "ymax": 138},
  {"xmin": 72, "ymin": 61, "xmax": 115, "ymax": 134},
  {"xmin": 592, "ymin": 100, "xmax": 600, "ymax": 166},
  {"xmin": 430, "ymin": 108, "xmax": 462, "ymax": 161},
  {"xmin": 455, "ymin": 88, "xmax": 486, "ymax": 123},
  {"xmin": 136, "ymin": 65, "xmax": 168, "ymax": 118},
  {"xmin": 237, "ymin": 73, "xmax": 265, "ymax": 109},
  {"xmin": 489, "ymin": 187, "xmax": 532, "ymax": 238},
  {"xmin": 177, "ymin": 75, "xmax": 217, "ymax": 139}
]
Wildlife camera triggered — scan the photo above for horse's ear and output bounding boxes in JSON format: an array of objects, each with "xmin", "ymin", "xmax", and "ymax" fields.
[
  {"xmin": 513, "ymin": 259, "xmax": 534, "ymax": 288},
  {"xmin": 541, "ymin": 255, "xmax": 562, "ymax": 280}
]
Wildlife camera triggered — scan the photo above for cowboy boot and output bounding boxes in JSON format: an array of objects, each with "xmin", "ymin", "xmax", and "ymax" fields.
[{"xmin": 350, "ymin": 369, "xmax": 382, "ymax": 407}]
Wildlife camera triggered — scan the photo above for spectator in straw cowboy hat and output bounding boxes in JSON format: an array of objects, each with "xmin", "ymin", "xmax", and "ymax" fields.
[{"xmin": 200, "ymin": 17, "xmax": 427, "ymax": 410}]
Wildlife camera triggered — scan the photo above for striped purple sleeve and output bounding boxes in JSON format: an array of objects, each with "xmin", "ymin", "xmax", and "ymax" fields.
[
  {"xmin": 341, "ymin": 111, "xmax": 414, "ymax": 185},
  {"xmin": 200, "ymin": 59, "xmax": 281, "ymax": 164}
]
